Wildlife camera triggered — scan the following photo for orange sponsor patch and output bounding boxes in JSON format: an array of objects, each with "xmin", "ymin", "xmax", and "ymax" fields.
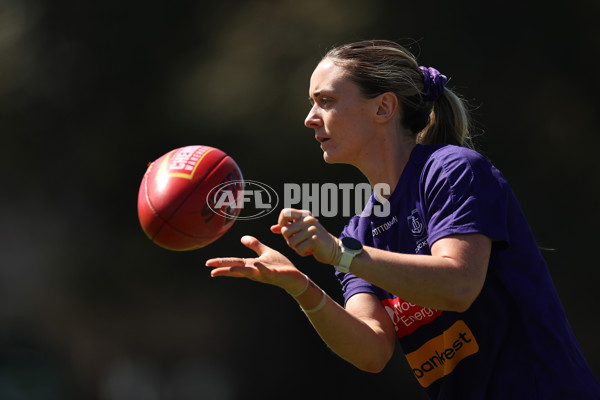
[{"xmin": 405, "ymin": 320, "xmax": 479, "ymax": 387}]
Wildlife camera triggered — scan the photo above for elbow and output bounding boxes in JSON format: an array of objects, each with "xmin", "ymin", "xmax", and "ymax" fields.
[
  {"xmin": 449, "ymin": 298, "xmax": 474, "ymax": 313},
  {"xmin": 443, "ymin": 269, "xmax": 486, "ymax": 313},
  {"xmin": 446, "ymin": 286, "xmax": 481, "ymax": 313},
  {"xmin": 353, "ymin": 347, "xmax": 394, "ymax": 374},
  {"xmin": 356, "ymin": 359, "xmax": 389, "ymax": 374}
]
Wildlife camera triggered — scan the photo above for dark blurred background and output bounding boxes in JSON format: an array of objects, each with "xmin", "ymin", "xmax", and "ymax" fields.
[{"xmin": 1, "ymin": 0, "xmax": 599, "ymax": 398}]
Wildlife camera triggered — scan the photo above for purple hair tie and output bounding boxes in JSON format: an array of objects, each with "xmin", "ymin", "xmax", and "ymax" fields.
[{"xmin": 419, "ymin": 66, "xmax": 447, "ymax": 101}]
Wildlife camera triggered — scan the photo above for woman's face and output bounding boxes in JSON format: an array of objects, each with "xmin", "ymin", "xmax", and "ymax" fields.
[{"xmin": 305, "ymin": 59, "xmax": 378, "ymax": 165}]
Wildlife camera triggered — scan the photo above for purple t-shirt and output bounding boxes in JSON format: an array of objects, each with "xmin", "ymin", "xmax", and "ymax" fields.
[{"xmin": 336, "ymin": 144, "xmax": 599, "ymax": 399}]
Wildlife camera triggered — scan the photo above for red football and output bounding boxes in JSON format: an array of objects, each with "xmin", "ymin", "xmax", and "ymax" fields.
[{"xmin": 137, "ymin": 145, "xmax": 243, "ymax": 250}]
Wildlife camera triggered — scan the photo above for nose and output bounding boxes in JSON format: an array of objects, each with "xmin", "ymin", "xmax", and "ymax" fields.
[{"xmin": 304, "ymin": 105, "xmax": 322, "ymax": 129}]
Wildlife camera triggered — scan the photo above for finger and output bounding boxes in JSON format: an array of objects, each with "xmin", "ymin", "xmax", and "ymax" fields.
[
  {"xmin": 291, "ymin": 234, "xmax": 319, "ymax": 257},
  {"xmin": 209, "ymin": 267, "xmax": 246, "ymax": 278},
  {"xmin": 277, "ymin": 208, "xmax": 312, "ymax": 227},
  {"xmin": 210, "ymin": 265, "xmax": 257, "ymax": 278},
  {"xmin": 240, "ymin": 235, "xmax": 271, "ymax": 256},
  {"xmin": 270, "ymin": 224, "xmax": 282, "ymax": 234},
  {"xmin": 280, "ymin": 216, "xmax": 318, "ymax": 242},
  {"xmin": 205, "ymin": 257, "xmax": 247, "ymax": 267},
  {"xmin": 285, "ymin": 225, "xmax": 313, "ymax": 248}
]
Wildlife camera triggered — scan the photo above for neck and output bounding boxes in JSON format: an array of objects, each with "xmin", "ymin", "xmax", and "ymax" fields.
[{"xmin": 356, "ymin": 132, "xmax": 416, "ymax": 196}]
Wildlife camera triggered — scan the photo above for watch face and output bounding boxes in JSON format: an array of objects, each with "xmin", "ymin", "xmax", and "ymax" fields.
[{"xmin": 342, "ymin": 237, "xmax": 363, "ymax": 251}]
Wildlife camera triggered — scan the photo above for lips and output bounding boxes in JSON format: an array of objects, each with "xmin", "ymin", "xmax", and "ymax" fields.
[{"xmin": 315, "ymin": 136, "xmax": 330, "ymax": 144}]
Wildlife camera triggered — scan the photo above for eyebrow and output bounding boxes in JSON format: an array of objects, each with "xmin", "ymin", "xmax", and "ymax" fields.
[{"xmin": 308, "ymin": 91, "xmax": 324, "ymax": 104}]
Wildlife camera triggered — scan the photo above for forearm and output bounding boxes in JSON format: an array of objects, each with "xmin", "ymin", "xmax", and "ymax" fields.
[
  {"xmin": 288, "ymin": 276, "xmax": 394, "ymax": 373},
  {"xmin": 348, "ymin": 237, "xmax": 489, "ymax": 312}
]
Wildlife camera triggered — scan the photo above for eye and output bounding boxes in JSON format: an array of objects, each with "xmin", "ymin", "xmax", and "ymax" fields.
[{"xmin": 319, "ymin": 97, "xmax": 333, "ymax": 107}]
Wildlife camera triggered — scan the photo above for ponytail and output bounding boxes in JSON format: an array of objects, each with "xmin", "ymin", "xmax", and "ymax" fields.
[{"xmin": 417, "ymin": 88, "xmax": 473, "ymax": 148}]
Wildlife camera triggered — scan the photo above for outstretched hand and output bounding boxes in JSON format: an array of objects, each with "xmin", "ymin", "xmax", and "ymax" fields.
[
  {"xmin": 205, "ymin": 235, "xmax": 305, "ymax": 293},
  {"xmin": 207, "ymin": 209, "xmax": 340, "ymax": 293}
]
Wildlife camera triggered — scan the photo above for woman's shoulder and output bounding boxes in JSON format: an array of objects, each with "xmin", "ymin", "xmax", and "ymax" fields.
[
  {"xmin": 421, "ymin": 144, "xmax": 494, "ymax": 175},
  {"xmin": 420, "ymin": 144, "xmax": 507, "ymax": 194},
  {"xmin": 428, "ymin": 144, "xmax": 488, "ymax": 164}
]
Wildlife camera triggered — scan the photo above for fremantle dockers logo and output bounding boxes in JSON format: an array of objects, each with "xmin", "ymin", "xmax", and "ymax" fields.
[{"xmin": 407, "ymin": 209, "xmax": 424, "ymax": 236}]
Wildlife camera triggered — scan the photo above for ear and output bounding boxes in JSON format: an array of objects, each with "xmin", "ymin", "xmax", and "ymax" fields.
[{"xmin": 374, "ymin": 92, "xmax": 398, "ymax": 123}]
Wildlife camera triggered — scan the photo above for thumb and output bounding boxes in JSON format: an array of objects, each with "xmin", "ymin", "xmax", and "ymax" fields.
[{"xmin": 241, "ymin": 235, "xmax": 270, "ymax": 256}]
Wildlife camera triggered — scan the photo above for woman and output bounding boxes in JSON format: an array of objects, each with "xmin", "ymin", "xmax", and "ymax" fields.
[{"xmin": 206, "ymin": 40, "xmax": 600, "ymax": 398}]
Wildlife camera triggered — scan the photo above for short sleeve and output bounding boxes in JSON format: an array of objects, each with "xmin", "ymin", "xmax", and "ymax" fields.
[
  {"xmin": 334, "ymin": 270, "xmax": 382, "ymax": 306},
  {"xmin": 335, "ymin": 218, "xmax": 388, "ymax": 305},
  {"xmin": 421, "ymin": 147, "xmax": 510, "ymax": 247}
]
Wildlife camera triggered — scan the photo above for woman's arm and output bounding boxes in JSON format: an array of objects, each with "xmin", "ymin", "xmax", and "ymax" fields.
[
  {"xmin": 206, "ymin": 236, "xmax": 396, "ymax": 372},
  {"xmin": 295, "ymin": 287, "xmax": 396, "ymax": 373},
  {"xmin": 274, "ymin": 209, "xmax": 491, "ymax": 312},
  {"xmin": 351, "ymin": 234, "xmax": 491, "ymax": 312}
]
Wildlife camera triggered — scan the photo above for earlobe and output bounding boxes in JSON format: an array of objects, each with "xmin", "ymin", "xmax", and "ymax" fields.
[{"xmin": 375, "ymin": 92, "xmax": 398, "ymax": 123}]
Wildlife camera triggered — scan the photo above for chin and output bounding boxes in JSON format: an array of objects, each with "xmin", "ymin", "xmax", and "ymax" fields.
[
  {"xmin": 321, "ymin": 145, "xmax": 352, "ymax": 165},
  {"xmin": 321, "ymin": 141, "xmax": 358, "ymax": 165},
  {"xmin": 322, "ymin": 151, "xmax": 340, "ymax": 164}
]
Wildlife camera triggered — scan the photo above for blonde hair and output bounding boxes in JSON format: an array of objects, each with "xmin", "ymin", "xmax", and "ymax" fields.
[{"xmin": 324, "ymin": 40, "xmax": 473, "ymax": 148}]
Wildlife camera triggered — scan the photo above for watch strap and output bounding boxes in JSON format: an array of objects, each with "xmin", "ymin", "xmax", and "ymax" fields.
[{"xmin": 337, "ymin": 252, "xmax": 354, "ymax": 273}]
